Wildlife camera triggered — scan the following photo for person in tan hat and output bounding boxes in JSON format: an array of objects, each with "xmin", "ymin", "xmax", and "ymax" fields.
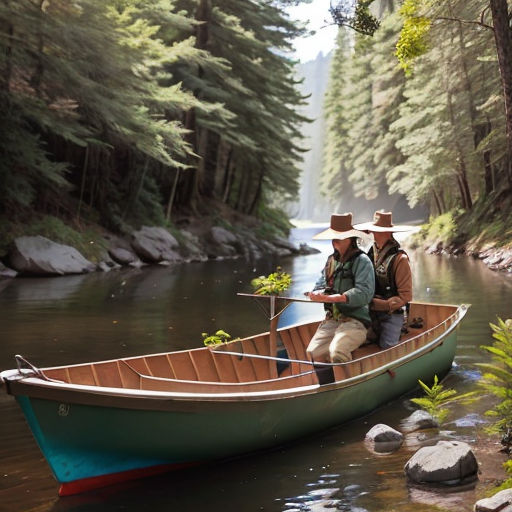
[
  {"xmin": 354, "ymin": 211, "xmax": 413, "ymax": 349},
  {"xmin": 306, "ymin": 213, "xmax": 375, "ymax": 364}
]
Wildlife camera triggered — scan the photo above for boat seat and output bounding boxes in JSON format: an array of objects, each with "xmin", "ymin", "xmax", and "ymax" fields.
[{"xmin": 120, "ymin": 360, "xmax": 318, "ymax": 393}]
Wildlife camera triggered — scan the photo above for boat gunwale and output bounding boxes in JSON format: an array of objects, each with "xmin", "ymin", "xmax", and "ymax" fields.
[
  {"xmin": 1, "ymin": 304, "xmax": 468, "ymax": 404},
  {"xmin": 32, "ymin": 301, "xmax": 465, "ymax": 373}
]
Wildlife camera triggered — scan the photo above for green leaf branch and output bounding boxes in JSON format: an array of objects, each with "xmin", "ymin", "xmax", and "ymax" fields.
[
  {"xmin": 202, "ymin": 330, "xmax": 236, "ymax": 347},
  {"xmin": 250, "ymin": 267, "xmax": 292, "ymax": 296},
  {"xmin": 411, "ymin": 374, "xmax": 475, "ymax": 424}
]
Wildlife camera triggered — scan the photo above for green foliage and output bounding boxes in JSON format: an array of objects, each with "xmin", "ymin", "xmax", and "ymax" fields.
[
  {"xmin": 396, "ymin": 0, "xmax": 432, "ymax": 74},
  {"xmin": 410, "ymin": 375, "xmax": 458, "ymax": 424},
  {"xmin": 411, "ymin": 211, "xmax": 459, "ymax": 247},
  {"xmin": 323, "ymin": 0, "xmax": 505, "ymax": 220},
  {"xmin": 475, "ymin": 318, "xmax": 512, "ymax": 490},
  {"xmin": 251, "ymin": 267, "xmax": 292, "ymax": 296},
  {"xmin": 478, "ymin": 318, "xmax": 512, "ymax": 437},
  {"xmin": 498, "ymin": 459, "xmax": 512, "ymax": 491},
  {"xmin": 255, "ymin": 205, "xmax": 293, "ymax": 240},
  {"xmin": 0, "ymin": 215, "xmax": 107, "ymax": 262},
  {"xmin": 0, "ymin": 0, "xmax": 307, "ymax": 233},
  {"xmin": 202, "ymin": 329, "xmax": 233, "ymax": 347},
  {"xmin": 329, "ymin": 0, "xmax": 380, "ymax": 35}
]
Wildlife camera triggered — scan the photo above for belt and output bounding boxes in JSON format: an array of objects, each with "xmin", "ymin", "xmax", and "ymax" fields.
[
  {"xmin": 325, "ymin": 311, "xmax": 370, "ymax": 327},
  {"xmin": 325, "ymin": 311, "xmax": 352, "ymax": 322}
]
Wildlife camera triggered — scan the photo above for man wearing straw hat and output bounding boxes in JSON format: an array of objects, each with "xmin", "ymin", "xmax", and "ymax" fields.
[
  {"xmin": 354, "ymin": 211, "xmax": 413, "ymax": 349},
  {"xmin": 306, "ymin": 213, "xmax": 375, "ymax": 363}
]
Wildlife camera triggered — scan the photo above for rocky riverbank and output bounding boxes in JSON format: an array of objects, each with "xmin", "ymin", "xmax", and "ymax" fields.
[
  {"xmin": 417, "ymin": 240, "xmax": 512, "ymax": 274},
  {"xmin": 406, "ymin": 210, "xmax": 512, "ymax": 274},
  {"xmin": 0, "ymin": 220, "xmax": 319, "ymax": 278}
]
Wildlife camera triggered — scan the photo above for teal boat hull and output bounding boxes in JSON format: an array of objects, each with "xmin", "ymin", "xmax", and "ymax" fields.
[{"xmin": 9, "ymin": 326, "xmax": 459, "ymax": 495}]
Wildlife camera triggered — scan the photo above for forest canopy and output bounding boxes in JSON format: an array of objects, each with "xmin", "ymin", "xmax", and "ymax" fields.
[
  {"xmin": 0, "ymin": 0, "xmax": 309, "ymax": 234},
  {"xmin": 324, "ymin": 0, "xmax": 511, "ymax": 225}
]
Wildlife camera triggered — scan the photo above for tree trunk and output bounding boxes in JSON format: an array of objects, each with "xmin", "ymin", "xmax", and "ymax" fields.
[
  {"xmin": 77, "ymin": 145, "xmax": 89, "ymax": 222},
  {"xmin": 247, "ymin": 171, "xmax": 263, "ymax": 215},
  {"xmin": 166, "ymin": 169, "xmax": 180, "ymax": 221},
  {"xmin": 433, "ymin": 190, "xmax": 443, "ymax": 215},
  {"xmin": 30, "ymin": 0, "xmax": 46, "ymax": 97},
  {"xmin": 180, "ymin": 0, "xmax": 211, "ymax": 209},
  {"xmin": 214, "ymin": 139, "xmax": 231, "ymax": 196},
  {"xmin": 234, "ymin": 170, "xmax": 249, "ymax": 212},
  {"xmin": 446, "ymin": 81, "xmax": 473, "ymax": 210},
  {"xmin": 489, "ymin": 0, "xmax": 512, "ymax": 185},
  {"xmin": 222, "ymin": 154, "xmax": 236, "ymax": 204},
  {"xmin": 482, "ymin": 116, "xmax": 494, "ymax": 195},
  {"xmin": 458, "ymin": 158, "xmax": 473, "ymax": 209},
  {"xmin": 2, "ymin": 0, "xmax": 13, "ymax": 91}
]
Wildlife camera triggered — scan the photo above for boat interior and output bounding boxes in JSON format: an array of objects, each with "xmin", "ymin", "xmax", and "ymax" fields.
[{"xmin": 41, "ymin": 302, "xmax": 461, "ymax": 393}]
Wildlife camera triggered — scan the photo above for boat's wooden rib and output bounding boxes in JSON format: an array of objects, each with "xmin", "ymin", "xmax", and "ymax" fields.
[{"xmin": 39, "ymin": 302, "xmax": 462, "ymax": 394}]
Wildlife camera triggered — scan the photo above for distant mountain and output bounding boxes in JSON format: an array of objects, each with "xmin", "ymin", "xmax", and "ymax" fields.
[{"xmin": 289, "ymin": 51, "xmax": 333, "ymax": 221}]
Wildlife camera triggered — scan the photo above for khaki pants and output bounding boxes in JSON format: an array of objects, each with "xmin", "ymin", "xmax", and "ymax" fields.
[{"xmin": 306, "ymin": 317, "xmax": 367, "ymax": 363}]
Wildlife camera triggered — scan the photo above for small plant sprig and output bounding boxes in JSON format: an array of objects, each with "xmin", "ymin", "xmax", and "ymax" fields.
[
  {"xmin": 202, "ymin": 330, "xmax": 233, "ymax": 347},
  {"xmin": 411, "ymin": 375, "xmax": 457, "ymax": 424},
  {"xmin": 250, "ymin": 266, "xmax": 292, "ymax": 295}
]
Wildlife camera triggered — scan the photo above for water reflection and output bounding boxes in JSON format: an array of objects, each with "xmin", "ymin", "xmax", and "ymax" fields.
[{"xmin": 1, "ymin": 234, "xmax": 512, "ymax": 512}]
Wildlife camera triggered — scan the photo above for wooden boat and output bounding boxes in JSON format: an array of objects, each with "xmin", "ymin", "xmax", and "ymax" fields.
[{"xmin": 0, "ymin": 299, "xmax": 468, "ymax": 496}]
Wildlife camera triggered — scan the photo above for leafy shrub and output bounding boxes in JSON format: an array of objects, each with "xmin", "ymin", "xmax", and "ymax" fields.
[
  {"xmin": 251, "ymin": 267, "xmax": 292, "ymax": 296},
  {"xmin": 411, "ymin": 375, "xmax": 457, "ymax": 424},
  {"xmin": 478, "ymin": 318, "xmax": 512, "ymax": 489},
  {"xmin": 478, "ymin": 318, "xmax": 512, "ymax": 437},
  {"xmin": 202, "ymin": 330, "xmax": 233, "ymax": 347},
  {"xmin": 255, "ymin": 205, "xmax": 293, "ymax": 240}
]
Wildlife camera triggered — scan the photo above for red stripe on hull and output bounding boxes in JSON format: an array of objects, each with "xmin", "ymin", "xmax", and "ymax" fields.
[{"xmin": 58, "ymin": 461, "xmax": 199, "ymax": 496}]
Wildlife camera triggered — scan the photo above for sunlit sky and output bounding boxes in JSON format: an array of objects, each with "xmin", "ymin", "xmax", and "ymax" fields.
[{"xmin": 286, "ymin": 0, "xmax": 338, "ymax": 62}]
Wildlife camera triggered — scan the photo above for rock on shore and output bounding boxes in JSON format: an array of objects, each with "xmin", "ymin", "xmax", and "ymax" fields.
[
  {"xmin": 8, "ymin": 236, "xmax": 96, "ymax": 276},
  {"xmin": 423, "ymin": 240, "xmax": 512, "ymax": 273},
  {"xmin": 1, "ymin": 224, "xmax": 320, "ymax": 278},
  {"xmin": 404, "ymin": 440, "xmax": 479, "ymax": 485}
]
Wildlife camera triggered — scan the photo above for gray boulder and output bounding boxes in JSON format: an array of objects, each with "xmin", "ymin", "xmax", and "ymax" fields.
[
  {"xmin": 366, "ymin": 423, "xmax": 404, "ymax": 443},
  {"xmin": 0, "ymin": 261, "xmax": 17, "ymax": 278},
  {"xmin": 210, "ymin": 226, "xmax": 238, "ymax": 245},
  {"xmin": 9, "ymin": 236, "xmax": 96, "ymax": 275},
  {"xmin": 205, "ymin": 226, "xmax": 240, "ymax": 258},
  {"xmin": 404, "ymin": 440, "xmax": 478, "ymax": 485},
  {"xmin": 131, "ymin": 226, "xmax": 182, "ymax": 263},
  {"xmin": 402, "ymin": 410, "xmax": 439, "ymax": 432},
  {"xmin": 365, "ymin": 423, "xmax": 404, "ymax": 453},
  {"xmin": 298, "ymin": 243, "xmax": 321, "ymax": 255},
  {"xmin": 271, "ymin": 236, "xmax": 300, "ymax": 254},
  {"xmin": 242, "ymin": 239, "xmax": 265, "ymax": 261},
  {"xmin": 109, "ymin": 247, "xmax": 140, "ymax": 266},
  {"xmin": 474, "ymin": 488, "xmax": 512, "ymax": 512},
  {"xmin": 179, "ymin": 230, "xmax": 208, "ymax": 262}
]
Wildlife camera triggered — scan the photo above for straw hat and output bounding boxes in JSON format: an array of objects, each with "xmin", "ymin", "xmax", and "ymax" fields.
[
  {"xmin": 313, "ymin": 213, "xmax": 370, "ymax": 240},
  {"xmin": 354, "ymin": 211, "xmax": 415, "ymax": 233}
]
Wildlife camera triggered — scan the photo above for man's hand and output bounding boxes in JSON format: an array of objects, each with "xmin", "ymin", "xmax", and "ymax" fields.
[{"xmin": 307, "ymin": 290, "xmax": 347, "ymax": 303}]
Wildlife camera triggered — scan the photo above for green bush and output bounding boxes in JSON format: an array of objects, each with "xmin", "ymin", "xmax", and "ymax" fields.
[
  {"xmin": 251, "ymin": 267, "xmax": 292, "ymax": 296},
  {"xmin": 478, "ymin": 318, "xmax": 512, "ymax": 490},
  {"xmin": 255, "ymin": 205, "xmax": 293, "ymax": 240},
  {"xmin": 202, "ymin": 330, "xmax": 233, "ymax": 347},
  {"xmin": 410, "ymin": 375, "xmax": 457, "ymax": 424}
]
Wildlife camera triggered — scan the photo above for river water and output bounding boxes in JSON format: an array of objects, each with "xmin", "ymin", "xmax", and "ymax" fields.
[{"xmin": 1, "ymin": 227, "xmax": 511, "ymax": 512}]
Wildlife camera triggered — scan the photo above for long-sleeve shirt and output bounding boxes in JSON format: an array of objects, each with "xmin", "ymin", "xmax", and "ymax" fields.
[
  {"xmin": 370, "ymin": 248, "xmax": 412, "ymax": 313},
  {"xmin": 313, "ymin": 251, "xmax": 375, "ymax": 326}
]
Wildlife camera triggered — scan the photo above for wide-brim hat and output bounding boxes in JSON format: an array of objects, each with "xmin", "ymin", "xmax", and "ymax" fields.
[
  {"xmin": 353, "ymin": 211, "xmax": 415, "ymax": 233},
  {"xmin": 313, "ymin": 213, "xmax": 371, "ymax": 241}
]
